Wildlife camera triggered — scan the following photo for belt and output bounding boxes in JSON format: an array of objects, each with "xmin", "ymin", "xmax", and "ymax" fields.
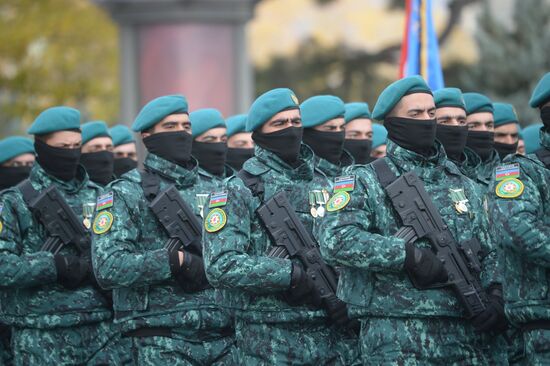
[
  {"xmin": 521, "ymin": 320, "xmax": 550, "ymax": 331},
  {"xmin": 123, "ymin": 327, "xmax": 172, "ymax": 338}
]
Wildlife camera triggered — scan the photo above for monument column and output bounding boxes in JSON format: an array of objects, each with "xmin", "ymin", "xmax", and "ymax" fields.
[{"xmin": 94, "ymin": 0, "xmax": 260, "ymax": 124}]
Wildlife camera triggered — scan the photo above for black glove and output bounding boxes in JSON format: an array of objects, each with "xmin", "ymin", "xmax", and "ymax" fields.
[
  {"xmin": 404, "ymin": 243, "xmax": 448, "ymax": 287},
  {"xmin": 471, "ymin": 285, "xmax": 509, "ymax": 333},
  {"xmin": 169, "ymin": 250, "xmax": 210, "ymax": 293},
  {"xmin": 324, "ymin": 295, "xmax": 349, "ymax": 327},
  {"xmin": 283, "ymin": 264, "xmax": 315, "ymax": 306},
  {"xmin": 54, "ymin": 254, "xmax": 89, "ymax": 289}
]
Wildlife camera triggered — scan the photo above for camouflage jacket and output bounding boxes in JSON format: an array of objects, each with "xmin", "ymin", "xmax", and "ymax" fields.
[
  {"xmin": 489, "ymin": 153, "xmax": 550, "ymax": 325},
  {"xmin": 202, "ymin": 144, "xmax": 332, "ymax": 324},
  {"xmin": 532, "ymin": 127, "xmax": 550, "ymax": 166},
  {"xmin": 91, "ymin": 153, "xmax": 232, "ymax": 333},
  {"xmin": 0, "ymin": 164, "xmax": 111, "ymax": 328},
  {"xmin": 315, "ymin": 150, "xmax": 354, "ymax": 178},
  {"xmin": 455, "ymin": 147, "xmax": 482, "ymax": 184},
  {"xmin": 316, "ymin": 140, "xmax": 499, "ymax": 319},
  {"xmin": 463, "ymin": 149, "xmax": 501, "ymax": 189}
]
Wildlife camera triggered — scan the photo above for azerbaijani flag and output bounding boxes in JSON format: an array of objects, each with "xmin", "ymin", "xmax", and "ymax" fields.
[
  {"xmin": 495, "ymin": 163, "xmax": 520, "ymax": 181},
  {"xmin": 209, "ymin": 191, "xmax": 228, "ymax": 208},
  {"xmin": 399, "ymin": 0, "xmax": 444, "ymax": 90}
]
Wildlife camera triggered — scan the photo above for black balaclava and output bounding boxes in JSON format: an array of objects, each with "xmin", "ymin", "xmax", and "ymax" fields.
[
  {"xmin": 0, "ymin": 166, "xmax": 32, "ymax": 190},
  {"xmin": 252, "ymin": 126, "xmax": 303, "ymax": 166},
  {"xmin": 80, "ymin": 150, "xmax": 114, "ymax": 186},
  {"xmin": 302, "ymin": 129, "xmax": 345, "ymax": 165},
  {"xmin": 35, "ymin": 139, "xmax": 81, "ymax": 181},
  {"xmin": 466, "ymin": 131, "xmax": 495, "ymax": 161},
  {"xmin": 385, "ymin": 117, "xmax": 437, "ymax": 156},
  {"xmin": 435, "ymin": 125, "xmax": 469, "ymax": 162},
  {"xmin": 494, "ymin": 141, "xmax": 518, "ymax": 160},
  {"xmin": 226, "ymin": 148, "xmax": 254, "ymax": 171},
  {"xmin": 541, "ymin": 106, "xmax": 550, "ymax": 130},
  {"xmin": 143, "ymin": 131, "xmax": 193, "ymax": 166},
  {"xmin": 344, "ymin": 139, "xmax": 373, "ymax": 164},
  {"xmin": 192, "ymin": 141, "xmax": 227, "ymax": 177},
  {"xmin": 113, "ymin": 158, "xmax": 137, "ymax": 177}
]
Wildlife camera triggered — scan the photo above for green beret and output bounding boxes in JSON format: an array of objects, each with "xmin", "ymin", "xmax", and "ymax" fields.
[
  {"xmin": 190, "ymin": 108, "xmax": 226, "ymax": 138},
  {"xmin": 433, "ymin": 87, "xmax": 465, "ymax": 110},
  {"xmin": 522, "ymin": 123, "xmax": 543, "ymax": 154},
  {"xmin": 27, "ymin": 106, "xmax": 81, "ymax": 135},
  {"xmin": 529, "ymin": 72, "xmax": 550, "ymax": 108},
  {"xmin": 246, "ymin": 88, "xmax": 300, "ymax": 132},
  {"xmin": 344, "ymin": 102, "xmax": 371, "ymax": 123},
  {"xmin": 493, "ymin": 103, "xmax": 519, "ymax": 127},
  {"xmin": 81, "ymin": 121, "xmax": 111, "ymax": 145},
  {"xmin": 109, "ymin": 125, "xmax": 135, "ymax": 146},
  {"xmin": 226, "ymin": 114, "xmax": 248, "ymax": 137},
  {"xmin": 372, "ymin": 76, "xmax": 431, "ymax": 121},
  {"xmin": 0, "ymin": 136, "xmax": 34, "ymax": 164},
  {"xmin": 372, "ymin": 123, "xmax": 388, "ymax": 149},
  {"xmin": 463, "ymin": 92, "xmax": 493, "ymax": 115},
  {"xmin": 132, "ymin": 95, "xmax": 188, "ymax": 132},
  {"xmin": 301, "ymin": 95, "xmax": 345, "ymax": 128}
]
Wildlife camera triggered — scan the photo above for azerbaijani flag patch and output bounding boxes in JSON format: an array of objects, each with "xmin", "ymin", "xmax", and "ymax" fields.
[
  {"xmin": 495, "ymin": 163, "xmax": 520, "ymax": 181},
  {"xmin": 334, "ymin": 175, "xmax": 355, "ymax": 192},
  {"xmin": 209, "ymin": 191, "xmax": 228, "ymax": 208},
  {"xmin": 96, "ymin": 192, "xmax": 114, "ymax": 211}
]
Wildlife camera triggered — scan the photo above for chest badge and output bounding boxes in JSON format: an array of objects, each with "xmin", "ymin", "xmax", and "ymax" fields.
[
  {"xmin": 327, "ymin": 191, "xmax": 351, "ymax": 212},
  {"xmin": 82, "ymin": 202, "xmax": 96, "ymax": 229},
  {"xmin": 204, "ymin": 208, "xmax": 227, "ymax": 233},
  {"xmin": 449, "ymin": 188, "xmax": 469, "ymax": 215},
  {"xmin": 196, "ymin": 194, "xmax": 209, "ymax": 218}
]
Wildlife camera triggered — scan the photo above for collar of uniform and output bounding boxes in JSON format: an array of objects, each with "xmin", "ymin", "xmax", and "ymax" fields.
[
  {"xmin": 28, "ymin": 163, "xmax": 90, "ymax": 193},
  {"xmin": 252, "ymin": 143, "xmax": 315, "ymax": 181},
  {"xmin": 460, "ymin": 147, "xmax": 482, "ymax": 173},
  {"xmin": 385, "ymin": 139, "xmax": 454, "ymax": 182},
  {"xmin": 197, "ymin": 166, "xmax": 232, "ymax": 182},
  {"xmin": 314, "ymin": 150, "xmax": 353, "ymax": 178},
  {"xmin": 477, "ymin": 149, "xmax": 501, "ymax": 184},
  {"xmin": 540, "ymin": 127, "xmax": 550, "ymax": 150},
  {"xmin": 144, "ymin": 153, "xmax": 198, "ymax": 188}
]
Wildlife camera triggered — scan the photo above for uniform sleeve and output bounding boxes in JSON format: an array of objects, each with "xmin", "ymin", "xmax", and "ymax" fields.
[
  {"xmin": 491, "ymin": 169, "xmax": 550, "ymax": 268},
  {"xmin": 317, "ymin": 168, "xmax": 406, "ymax": 271},
  {"xmin": 202, "ymin": 182, "xmax": 293, "ymax": 293},
  {"xmin": 91, "ymin": 183, "xmax": 172, "ymax": 289},
  {"xmin": 0, "ymin": 192, "xmax": 57, "ymax": 288}
]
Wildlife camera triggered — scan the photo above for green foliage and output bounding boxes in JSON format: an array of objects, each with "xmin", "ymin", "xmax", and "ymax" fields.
[
  {"xmin": 451, "ymin": 0, "xmax": 550, "ymax": 124},
  {"xmin": 0, "ymin": 0, "xmax": 119, "ymax": 137}
]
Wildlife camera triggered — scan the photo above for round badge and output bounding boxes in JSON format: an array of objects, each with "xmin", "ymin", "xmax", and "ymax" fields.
[
  {"xmin": 495, "ymin": 178, "xmax": 524, "ymax": 199},
  {"xmin": 204, "ymin": 208, "xmax": 227, "ymax": 233},
  {"xmin": 326, "ymin": 191, "xmax": 351, "ymax": 212},
  {"xmin": 92, "ymin": 211, "xmax": 114, "ymax": 235}
]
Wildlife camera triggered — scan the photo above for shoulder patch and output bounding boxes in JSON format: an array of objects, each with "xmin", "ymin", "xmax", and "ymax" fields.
[
  {"xmin": 326, "ymin": 191, "xmax": 351, "ymax": 212},
  {"xmin": 334, "ymin": 175, "xmax": 355, "ymax": 192},
  {"xmin": 96, "ymin": 191, "xmax": 114, "ymax": 211},
  {"xmin": 92, "ymin": 211, "xmax": 114, "ymax": 235},
  {"xmin": 495, "ymin": 163, "xmax": 520, "ymax": 181},
  {"xmin": 204, "ymin": 208, "xmax": 227, "ymax": 233},
  {"xmin": 209, "ymin": 191, "xmax": 228, "ymax": 208},
  {"xmin": 495, "ymin": 178, "xmax": 524, "ymax": 199}
]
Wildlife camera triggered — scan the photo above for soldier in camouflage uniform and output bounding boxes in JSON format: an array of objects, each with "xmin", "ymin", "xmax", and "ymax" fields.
[
  {"xmin": 109, "ymin": 124, "xmax": 138, "ymax": 178},
  {"xmin": 488, "ymin": 72, "xmax": 550, "ymax": 365},
  {"xmin": 317, "ymin": 76, "xmax": 506, "ymax": 365},
  {"xmin": 80, "ymin": 121, "xmax": 115, "ymax": 187},
  {"xmin": 462, "ymin": 92, "xmax": 501, "ymax": 189},
  {"xmin": 190, "ymin": 108, "xmax": 234, "ymax": 189},
  {"xmin": 0, "ymin": 107, "xmax": 123, "ymax": 365},
  {"xmin": 225, "ymin": 114, "xmax": 255, "ymax": 171},
  {"xmin": 92, "ymin": 95, "xmax": 235, "ymax": 365},
  {"xmin": 202, "ymin": 88, "xmax": 355, "ymax": 365},
  {"xmin": 301, "ymin": 95, "xmax": 354, "ymax": 177},
  {"xmin": 529, "ymin": 72, "xmax": 550, "ymax": 167}
]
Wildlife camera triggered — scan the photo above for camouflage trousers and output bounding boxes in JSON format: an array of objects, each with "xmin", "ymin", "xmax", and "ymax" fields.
[
  {"xmin": 359, "ymin": 317, "xmax": 489, "ymax": 365},
  {"xmin": 508, "ymin": 328, "xmax": 550, "ymax": 366},
  {"xmin": 477, "ymin": 332, "xmax": 509, "ymax": 365},
  {"xmin": 128, "ymin": 329, "xmax": 236, "ymax": 365},
  {"xmin": 235, "ymin": 319, "xmax": 359, "ymax": 365},
  {"xmin": 0, "ymin": 323, "xmax": 12, "ymax": 366},
  {"xmin": 11, "ymin": 320, "xmax": 129, "ymax": 366}
]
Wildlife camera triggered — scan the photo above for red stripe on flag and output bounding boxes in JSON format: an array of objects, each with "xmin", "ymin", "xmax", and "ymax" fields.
[{"xmin": 399, "ymin": 0, "xmax": 412, "ymax": 78}]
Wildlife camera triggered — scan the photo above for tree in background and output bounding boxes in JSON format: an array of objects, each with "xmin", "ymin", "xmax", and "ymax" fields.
[
  {"xmin": 0, "ymin": 0, "xmax": 118, "ymax": 137},
  {"xmin": 449, "ymin": 0, "xmax": 550, "ymax": 124}
]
